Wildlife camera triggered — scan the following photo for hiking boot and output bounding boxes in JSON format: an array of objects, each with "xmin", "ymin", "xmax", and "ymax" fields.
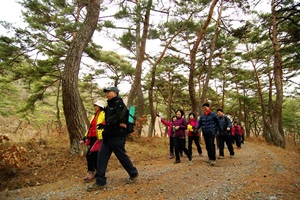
[
  {"xmin": 86, "ymin": 183, "xmax": 107, "ymax": 192},
  {"xmin": 84, "ymin": 171, "xmax": 96, "ymax": 181},
  {"xmin": 206, "ymin": 160, "xmax": 211, "ymax": 163},
  {"xmin": 210, "ymin": 160, "xmax": 216, "ymax": 166},
  {"xmin": 174, "ymin": 160, "xmax": 181, "ymax": 164},
  {"xmin": 188, "ymin": 155, "xmax": 192, "ymax": 161},
  {"xmin": 169, "ymin": 154, "xmax": 174, "ymax": 159},
  {"xmin": 230, "ymin": 155, "xmax": 234, "ymax": 158},
  {"xmin": 126, "ymin": 173, "xmax": 139, "ymax": 184},
  {"xmin": 218, "ymin": 156, "xmax": 224, "ymax": 159}
]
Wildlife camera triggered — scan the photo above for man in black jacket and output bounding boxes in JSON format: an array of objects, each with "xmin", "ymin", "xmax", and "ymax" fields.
[
  {"xmin": 216, "ymin": 108, "xmax": 235, "ymax": 159},
  {"xmin": 87, "ymin": 87, "xmax": 138, "ymax": 191}
]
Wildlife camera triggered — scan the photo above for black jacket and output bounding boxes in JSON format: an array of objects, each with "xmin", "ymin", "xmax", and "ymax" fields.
[{"xmin": 102, "ymin": 96, "xmax": 127, "ymax": 138}]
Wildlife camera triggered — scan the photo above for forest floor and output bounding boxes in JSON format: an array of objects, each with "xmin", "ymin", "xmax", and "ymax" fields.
[{"xmin": 0, "ymin": 133, "xmax": 300, "ymax": 200}]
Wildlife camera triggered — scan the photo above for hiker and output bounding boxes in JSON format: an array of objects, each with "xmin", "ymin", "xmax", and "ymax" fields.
[
  {"xmin": 173, "ymin": 109, "xmax": 192, "ymax": 164},
  {"xmin": 79, "ymin": 100, "xmax": 105, "ymax": 182},
  {"xmin": 187, "ymin": 112, "xmax": 202, "ymax": 157},
  {"xmin": 231, "ymin": 121, "xmax": 243, "ymax": 149},
  {"xmin": 195, "ymin": 103, "xmax": 220, "ymax": 166},
  {"xmin": 216, "ymin": 109, "xmax": 234, "ymax": 159},
  {"xmin": 87, "ymin": 86, "xmax": 138, "ymax": 191},
  {"xmin": 157, "ymin": 114, "xmax": 176, "ymax": 159}
]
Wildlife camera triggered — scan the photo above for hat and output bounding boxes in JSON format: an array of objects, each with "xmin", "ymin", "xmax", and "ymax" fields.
[
  {"xmin": 94, "ymin": 100, "xmax": 105, "ymax": 108},
  {"xmin": 103, "ymin": 86, "xmax": 119, "ymax": 94},
  {"xmin": 202, "ymin": 103, "xmax": 210, "ymax": 107}
]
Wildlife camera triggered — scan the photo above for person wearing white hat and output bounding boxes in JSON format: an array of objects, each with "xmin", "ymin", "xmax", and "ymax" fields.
[{"xmin": 79, "ymin": 99, "xmax": 106, "ymax": 182}]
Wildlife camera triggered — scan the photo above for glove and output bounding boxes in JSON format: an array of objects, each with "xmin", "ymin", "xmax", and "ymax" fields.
[{"xmin": 97, "ymin": 122, "xmax": 106, "ymax": 130}]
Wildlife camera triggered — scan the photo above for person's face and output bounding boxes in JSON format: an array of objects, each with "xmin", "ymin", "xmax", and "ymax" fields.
[
  {"xmin": 202, "ymin": 106, "xmax": 209, "ymax": 112},
  {"xmin": 172, "ymin": 117, "xmax": 176, "ymax": 121},
  {"xmin": 217, "ymin": 111, "xmax": 223, "ymax": 117},
  {"xmin": 93, "ymin": 105, "xmax": 101, "ymax": 112},
  {"xmin": 176, "ymin": 111, "xmax": 182, "ymax": 118},
  {"xmin": 105, "ymin": 91, "xmax": 117, "ymax": 100},
  {"xmin": 189, "ymin": 114, "xmax": 194, "ymax": 120}
]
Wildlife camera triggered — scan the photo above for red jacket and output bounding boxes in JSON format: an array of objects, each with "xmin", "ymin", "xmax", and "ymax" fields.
[
  {"xmin": 187, "ymin": 119, "xmax": 199, "ymax": 136},
  {"xmin": 231, "ymin": 125, "xmax": 243, "ymax": 136},
  {"xmin": 161, "ymin": 118, "xmax": 173, "ymax": 137}
]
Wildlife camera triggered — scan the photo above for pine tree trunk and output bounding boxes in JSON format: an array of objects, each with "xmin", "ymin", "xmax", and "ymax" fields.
[
  {"xmin": 270, "ymin": 0, "xmax": 285, "ymax": 147},
  {"xmin": 62, "ymin": 0, "xmax": 101, "ymax": 154},
  {"xmin": 189, "ymin": 0, "xmax": 219, "ymax": 113}
]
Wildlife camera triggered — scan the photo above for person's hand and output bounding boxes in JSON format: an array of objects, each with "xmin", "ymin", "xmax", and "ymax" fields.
[
  {"xmin": 97, "ymin": 122, "xmax": 106, "ymax": 130},
  {"xmin": 226, "ymin": 127, "xmax": 230, "ymax": 131},
  {"xmin": 119, "ymin": 123, "xmax": 127, "ymax": 128},
  {"xmin": 79, "ymin": 140, "xmax": 84, "ymax": 145}
]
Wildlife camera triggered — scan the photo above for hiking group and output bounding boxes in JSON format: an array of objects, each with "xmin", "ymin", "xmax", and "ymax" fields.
[
  {"xmin": 158, "ymin": 103, "xmax": 244, "ymax": 166},
  {"xmin": 80, "ymin": 86, "xmax": 244, "ymax": 191}
]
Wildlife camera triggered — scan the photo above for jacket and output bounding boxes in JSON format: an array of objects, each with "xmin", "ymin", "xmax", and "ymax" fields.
[
  {"xmin": 173, "ymin": 117, "xmax": 187, "ymax": 138},
  {"xmin": 161, "ymin": 118, "xmax": 174, "ymax": 137},
  {"xmin": 187, "ymin": 119, "xmax": 199, "ymax": 136},
  {"xmin": 217, "ymin": 115, "xmax": 232, "ymax": 135},
  {"xmin": 102, "ymin": 96, "xmax": 127, "ymax": 138},
  {"xmin": 231, "ymin": 125, "xmax": 243, "ymax": 136},
  {"xmin": 84, "ymin": 110, "xmax": 105, "ymax": 140},
  {"xmin": 195, "ymin": 111, "xmax": 220, "ymax": 135}
]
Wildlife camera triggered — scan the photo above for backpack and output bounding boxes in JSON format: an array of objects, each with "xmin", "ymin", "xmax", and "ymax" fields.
[
  {"xmin": 115, "ymin": 99, "xmax": 136, "ymax": 134},
  {"xmin": 126, "ymin": 106, "xmax": 136, "ymax": 134}
]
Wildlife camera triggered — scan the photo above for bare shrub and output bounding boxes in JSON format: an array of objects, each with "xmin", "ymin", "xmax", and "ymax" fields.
[{"xmin": 0, "ymin": 135, "xmax": 29, "ymax": 171}]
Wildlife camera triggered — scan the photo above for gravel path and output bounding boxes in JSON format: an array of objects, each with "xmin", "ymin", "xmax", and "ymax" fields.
[{"xmin": 1, "ymin": 141, "xmax": 300, "ymax": 200}]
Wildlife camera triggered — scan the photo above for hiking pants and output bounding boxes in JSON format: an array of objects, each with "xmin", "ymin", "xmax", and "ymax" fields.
[
  {"xmin": 188, "ymin": 136, "xmax": 202, "ymax": 156},
  {"xmin": 86, "ymin": 137, "xmax": 98, "ymax": 171},
  {"xmin": 218, "ymin": 134, "xmax": 234, "ymax": 157},
  {"xmin": 234, "ymin": 135, "xmax": 242, "ymax": 148},
  {"xmin": 203, "ymin": 133, "xmax": 216, "ymax": 161},
  {"xmin": 96, "ymin": 136, "xmax": 138, "ymax": 186},
  {"xmin": 174, "ymin": 137, "xmax": 191, "ymax": 161},
  {"xmin": 169, "ymin": 137, "xmax": 175, "ymax": 156}
]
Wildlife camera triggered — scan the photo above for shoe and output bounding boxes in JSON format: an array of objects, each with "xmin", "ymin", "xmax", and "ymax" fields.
[
  {"xmin": 188, "ymin": 155, "xmax": 192, "ymax": 161},
  {"xmin": 210, "ymin": 160, "xmax": 216, "ymax": 166},
  {"xmin": 84, "ymin": 171, "xmax": 96, "ymax": 181},
  {"xmin": 206, "ymin": 160, "xmax": 211, "ymax": 163},
  {"xmin": 129, "ymin": 173, "xmax": 139, "ymax": 181},
  {"xmin": 230, "ymin": 155, "xmax": 234, "ymax": 158},
  {"xmin": 86, "ymin": 183, "xmax": 106, "ymax": 192},
  {"xmin": 218, "ymin": 156, "xmax": 224, "ymax": 159},
  {"xmin": 169, "ymin": 154, "xmax": 174, "ymax": 159},
  {"xmin": 174, "ymin": 160, "xmax": 181, "ymax": 164},
  {"xmin": 126, "ymin": 173, "xmax": 139, "ymax": 184}
]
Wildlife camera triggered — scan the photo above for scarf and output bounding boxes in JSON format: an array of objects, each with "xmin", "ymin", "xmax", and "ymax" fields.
[{"xmin": 204, "ymin": 109, "xmax": 211, "ymax": 116}]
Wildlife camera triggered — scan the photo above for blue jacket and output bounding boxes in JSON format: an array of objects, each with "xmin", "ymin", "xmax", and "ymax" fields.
[
  {"xmin": 217, "ymin": 115, "xmax": 232, "ymax": 135},
  {"xmin": 195, "ymin": 111, "xmax": 220, "ymax": 135}
]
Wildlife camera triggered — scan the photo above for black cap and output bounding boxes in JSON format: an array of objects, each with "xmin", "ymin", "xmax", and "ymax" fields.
[{"xmin": 103, "ymin": 87, "xmax": 119, "ymax": 94}]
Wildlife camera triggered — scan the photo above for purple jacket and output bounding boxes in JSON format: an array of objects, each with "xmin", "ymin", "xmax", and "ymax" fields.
[{"xmin": 173, "ymin": 117, "xmax": 187, "ymax": 137}]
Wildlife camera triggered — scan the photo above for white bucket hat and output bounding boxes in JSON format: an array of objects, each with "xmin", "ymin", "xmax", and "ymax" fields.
[{"xmin": 93, "ymin": 100, "xmax": 105, "ymax": 108}]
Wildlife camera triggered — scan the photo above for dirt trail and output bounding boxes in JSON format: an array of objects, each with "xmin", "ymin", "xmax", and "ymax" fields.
[{"xmin": 1, "ymin": 141, "xmax": 300, "ymax": 200}]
